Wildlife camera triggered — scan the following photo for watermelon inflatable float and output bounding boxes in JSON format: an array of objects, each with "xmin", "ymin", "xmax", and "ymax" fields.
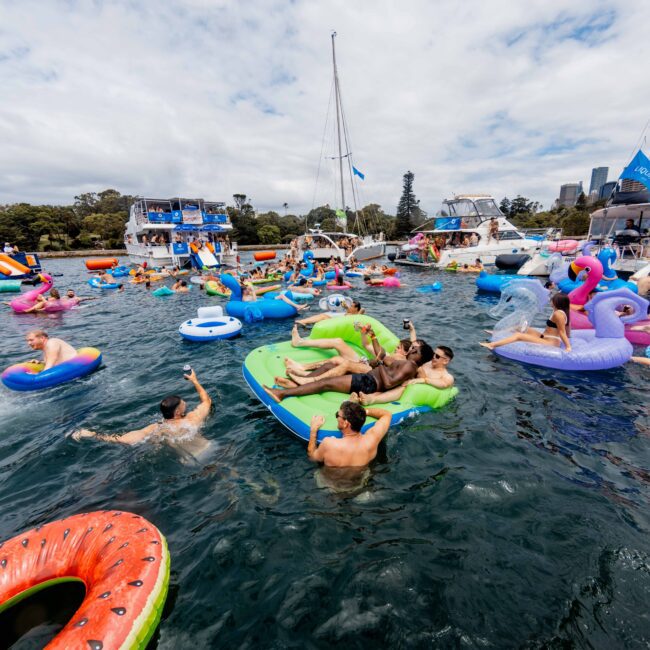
[{"xmin": 0, "ymin": 510, "xmax": 170, "ymax": 649}]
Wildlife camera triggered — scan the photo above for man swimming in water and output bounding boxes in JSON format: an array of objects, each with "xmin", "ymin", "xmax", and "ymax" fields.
[
  {"xmin": 263, "ymin": 341, "xmax": 433, "ymax": 402},
  {"xmin": 308, "ymin": 401, "xmax": 392, "ymax": 467},
  {"xmin": 26, "ymin": 330, "xmax": 77, "ymax": 369},
  {"xmin": 73, "ymin": 369, "xmax": 213, "ymax": 458}
]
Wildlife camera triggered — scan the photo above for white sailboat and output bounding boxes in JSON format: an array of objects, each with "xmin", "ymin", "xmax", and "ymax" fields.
[{"xmin": 298, "ymin": 32, "xmax": 385, "ymax": 262}]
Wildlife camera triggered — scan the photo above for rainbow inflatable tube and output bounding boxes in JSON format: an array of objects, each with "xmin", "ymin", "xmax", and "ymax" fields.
[
  {"xmin": 221, "ymin": 273, "xmax": 297, "ymax": 322},
  {"xmin": 9, "ymin": 274, "xmax": 79, "ymax": 313},
  {"xmin": 2, "ymin": 347, "xmax": 102, "ymax": 391},
  {"xmin": 0, "ymin": 510, "xmax": 169, "ymax": 649},
  {"xmin": 490, "ymin": 288, "xmax": 647, "ymax": 371}
]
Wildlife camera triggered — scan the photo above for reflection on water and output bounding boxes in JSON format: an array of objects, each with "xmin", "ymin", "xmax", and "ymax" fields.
[{"xmin": 1, "ymin": 257, "xmax": 649, "ymax": 647}]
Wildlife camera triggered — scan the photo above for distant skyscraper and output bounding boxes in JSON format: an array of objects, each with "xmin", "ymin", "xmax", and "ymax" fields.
[
  {"xmin": 599, "ymin": 181, "xmax": 617, "ymax": 200},
  {"xmin": 589, "ymin": 167, "xmax": 608, "ymax": 195},
  {"xmin": 558, "ymin": 182, "xmax": 583, "ymax": 207}
]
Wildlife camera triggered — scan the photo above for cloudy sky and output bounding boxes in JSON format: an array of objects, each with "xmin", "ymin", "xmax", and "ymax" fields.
[{"xmin": 1, "ymin": 0, "xmax": 649, "ymax": 215}]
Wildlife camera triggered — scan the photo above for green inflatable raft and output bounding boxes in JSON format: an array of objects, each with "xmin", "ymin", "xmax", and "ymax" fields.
[{"xmin": 243, "ymin": 315, "xmax": 458, "ymax": 442}]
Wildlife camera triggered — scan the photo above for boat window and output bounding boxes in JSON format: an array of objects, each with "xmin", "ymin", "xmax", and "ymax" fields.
[
  {"xmin": 474, "ymin": 199, "xmax": 502, "ymax": 217},
  {"xmin": 498, "ymin": 231, "xmax": 523, "ymax": 240},
  {"xmin": 446, "ymin": 199, "xmax": 478, "ymax": 217}
]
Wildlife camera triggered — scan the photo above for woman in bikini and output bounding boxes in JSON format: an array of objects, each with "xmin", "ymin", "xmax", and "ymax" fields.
[{"xmin": 480, "ymin": 293, "xmax": 572, "ymax": 353}]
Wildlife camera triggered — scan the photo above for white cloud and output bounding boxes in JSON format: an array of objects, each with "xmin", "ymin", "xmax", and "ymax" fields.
[{"xmin": 0, "ymin": 0, "xmax": 649, "ymax": 215}]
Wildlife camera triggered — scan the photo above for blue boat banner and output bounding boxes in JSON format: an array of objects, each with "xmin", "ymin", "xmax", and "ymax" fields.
[
  {"xmin": 619, "ymin": 149, "xmax": 650, "ymax": 190},
  {"xmin": 435, "ymin": 217, "xmax": 461, "ymax": 230},
  {"xmin": 352, "ymin": 166, "xmax": 365, "ymax": 180}
]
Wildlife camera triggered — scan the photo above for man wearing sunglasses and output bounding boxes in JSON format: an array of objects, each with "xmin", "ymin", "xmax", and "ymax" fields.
[
  {"xmin": 263, "ymin": 341, "xmax": 434, "ymax": 402},
  {"xmin": 354, "ymin": 346, "xmax": 454, "ymax": 406},
  {"xmin": 308, "ymin": 401, "xmax": 392, "ymax": 467}
]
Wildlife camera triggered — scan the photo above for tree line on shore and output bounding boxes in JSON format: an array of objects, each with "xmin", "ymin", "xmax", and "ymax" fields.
[{"xmin": 0, "ymin": 174, "xmax": 592, "ymax": 252}]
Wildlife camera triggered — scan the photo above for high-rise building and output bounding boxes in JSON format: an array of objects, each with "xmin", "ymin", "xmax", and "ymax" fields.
[
  {"xmin": 589, "ymin": 167, "xmax": 608, "ymax": 195},
  {"xmin": 599, "ymin": 181, "xmax": 617, "ymax": 200},
  {"xmin": 558, "ymin": 182, "xmax": 583, "ymax": 207}
]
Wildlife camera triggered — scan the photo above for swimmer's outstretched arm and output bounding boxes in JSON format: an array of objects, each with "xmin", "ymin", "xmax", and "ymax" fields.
[
  {"xmin": 185, "ymin": 370, "xmax": 212, "ymax": 425},
  {"xmin": 630, "ymin": 356, "xmax": 650, "ymax": 366},
  {"xmin": 73, "ymin": 423, "xmax": 158, "ymax": 445},
  {"xmin": 408, "ymin": 321, "xmax": 418, "ymax": 343},
  {"xmin": 307, "ymin": 415, "xmax": 328, "ymax": 463}
]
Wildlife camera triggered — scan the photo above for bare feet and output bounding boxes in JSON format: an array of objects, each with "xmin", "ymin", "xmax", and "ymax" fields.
[
  {"xmin": 262, "ymin": 385, "xmax": 282, "ymax": 403},
  {"xmin": 349, "ymin": 392, "xmax": 360, "ymax": 403},
  {"xmin": 479, "ymin": 341, "xmax": 495, "ymax": 350},
  {"xmin": 291, "ymin": 325, "xmax": 303, "ymax": 347},
  {"xmin": 287, "ymin": 372, "xmax": 310, "ymax": 386},
  {"xmin": 358, "ymin": 392, "xmax": 374, "ymax": 406},
  {"xmin": 275, "ymin": 376, "xmax": 298, "ymax": 388},
  {"xmin": 284, "ymin": 357, "xmax": 307, "ymax": 375}
]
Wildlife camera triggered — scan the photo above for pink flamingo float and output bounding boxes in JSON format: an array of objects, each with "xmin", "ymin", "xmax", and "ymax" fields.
[
  {"xmin": 568, "ymin": 256, "xmax": 650, "ymax": 345},
  {"xmin": 9, "ymin": 274, "xmax": 79, "ymax": 313}
]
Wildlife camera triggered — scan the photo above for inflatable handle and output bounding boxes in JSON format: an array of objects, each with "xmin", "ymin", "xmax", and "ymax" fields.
[
  {"xmin": 585, "ymin": 288, "xmax": 649, "ymax": 338},
  {"xmin": 220, "ymin": 273, "xmax": 242, "ymax": 300}
]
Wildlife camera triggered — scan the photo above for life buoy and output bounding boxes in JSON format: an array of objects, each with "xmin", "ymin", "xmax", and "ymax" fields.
[{"xmin": 0, "ymin": 511, "xmax": 170, "ymax": 649}]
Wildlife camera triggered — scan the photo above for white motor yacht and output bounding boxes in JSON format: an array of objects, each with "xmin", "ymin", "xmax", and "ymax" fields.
[
  {"xmin": 124, "ymin": 197, "xmax": 237, "ymax": 269},
  {"xmin": 518, "ymin": 187, "xmax": 650, "ymax": 276},
  {"xmin": 295, "ymin": 227, "xmax": 385, "ymax": 262},
  {"xmin": 395, "ymin": 194, "xmax": 543, "ymax": 268}
]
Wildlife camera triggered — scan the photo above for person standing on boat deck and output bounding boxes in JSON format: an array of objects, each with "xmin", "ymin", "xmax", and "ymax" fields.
[
  {"xmin": 487, "ymin": 217, "xmax": 499, "ymax": 243},
  {"xmin": 307, "ymin": 401, "xmax": 392, "ymax": 467}
]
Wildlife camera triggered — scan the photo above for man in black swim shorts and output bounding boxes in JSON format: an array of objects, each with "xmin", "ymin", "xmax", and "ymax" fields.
[{"xmin": 264, "ymin": 342, "xmax": 434, "ymax": 403}]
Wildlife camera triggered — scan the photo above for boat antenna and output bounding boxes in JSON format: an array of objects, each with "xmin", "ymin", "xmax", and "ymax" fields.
[
  {"xmin": 628, "ymin": 118, "xmax": 650, "ymax": 160},
  {"xmin": 332, "ymin": 31, "xmax": 346, "ymax": 213}
]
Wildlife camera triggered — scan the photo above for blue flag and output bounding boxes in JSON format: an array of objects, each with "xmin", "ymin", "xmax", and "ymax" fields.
[
  {"xmin": 352, "ymin": 166, "xmax": 365, "ymax": 180},
  {"xmin": 619, "ymin": 149, "xmax": 650, "ymax": 190}
]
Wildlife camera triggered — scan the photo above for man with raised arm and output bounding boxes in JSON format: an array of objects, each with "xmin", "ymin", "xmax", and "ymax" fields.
[
  {"xmin": 308, "ymin": 401, "xmax": 392, "ymax": 467},
  {"xmin": 73, "ymin": 369, "xmax": 213, "ymax": 458}
]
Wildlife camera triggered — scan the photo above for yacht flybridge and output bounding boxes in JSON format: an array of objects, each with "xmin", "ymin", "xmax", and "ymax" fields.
[
  {"xmin": 395, "ymin": 194, "xmax": 543, "ymax": 268},
  {"xmin": 124, "ymin": 197, "xmax": 237, "ymax": 269}
]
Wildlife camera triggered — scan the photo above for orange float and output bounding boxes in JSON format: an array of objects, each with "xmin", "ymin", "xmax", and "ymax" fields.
[
  {"xmin": 253, "ymin": 251, "xmax": 276, "ymax": 262},
  {"xmin": 0, "ymin": 510, "xmax": 170, "ymax": 649},
  {"xmin": 85, "ymin": 258, "xmax": 118, "ymax": 271},
  {"xmin": 382, "ymin": 267, "xmax": 398, "ymax": 275}
]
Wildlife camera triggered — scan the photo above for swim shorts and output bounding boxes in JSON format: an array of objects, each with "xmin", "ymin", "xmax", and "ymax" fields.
[{"xmin": 350, "ymin": 372, "xmax": 378, "ymax": 395}]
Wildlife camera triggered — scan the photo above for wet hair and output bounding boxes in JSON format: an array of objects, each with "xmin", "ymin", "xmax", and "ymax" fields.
[
  {"xmin": 297, "ymin": 277, "xmax": 307, "ymax": 286},
  {"xmin": 160, "ymin": 395, "xmax": 182, "ymax": 419},
  {"xmin": 339, "ymin": 401, "xmax": 367, "ymax": 432},
  {"xmin": 180, "ymin": 280, "xmax": 187, "ymax": 287},
  {"xmin": 552, "ymin": 293, "xmax": 571, "ymax": 324},
  {"xmin": 50, "ymin": 288, "xmax": 60, "ymax": 299},
  {"xmin": 543, "ymin": 280, "xmax": 555, "ymax": 289},
  {"xmin": 437, "ymin": 345, "xmax": 454, "ymax": 360}
]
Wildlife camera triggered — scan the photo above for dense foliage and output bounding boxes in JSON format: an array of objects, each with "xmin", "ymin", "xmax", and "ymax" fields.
[
  {"xmin": 501, "ymin": 192, "xmax": 599, "ymax": 236},
  {"xmin": 0, "ymin": 185, "xmax": 596, "ymax": 252}
]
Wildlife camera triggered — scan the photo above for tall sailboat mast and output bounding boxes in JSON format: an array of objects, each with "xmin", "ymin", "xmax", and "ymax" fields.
[{"xmin": 331, "ymin": 31, "xmax": 346, "ymax": 212}]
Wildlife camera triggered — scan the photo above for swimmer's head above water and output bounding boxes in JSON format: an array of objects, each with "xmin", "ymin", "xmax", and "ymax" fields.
[{"xmin": 160, "ymin": 395, "xmax": 187, "ymax": 420}]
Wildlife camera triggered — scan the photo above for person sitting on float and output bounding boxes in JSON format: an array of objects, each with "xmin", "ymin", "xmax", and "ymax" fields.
[
  {"xmin": 24, "ymin": 289, "xmax": 62, "ymax": 313},
  {"xmin": 295, "ymin": 299, "xmax": 364, "ymax": 328},
  {"xmin": 25, "ymin": 329, "xmax": 77, "ymax": 368},
  {"xmin": 480, "ymin": 293, "xmax": 572, "ymax": 353},
  {"xmin": 241, "ymin": 281, "xmax": 307, "ymax": 311}
]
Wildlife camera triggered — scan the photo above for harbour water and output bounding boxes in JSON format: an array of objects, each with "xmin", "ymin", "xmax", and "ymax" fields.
[{"xmin": 1, "ymin": 257, "xmax": 649, "ymax": 647}]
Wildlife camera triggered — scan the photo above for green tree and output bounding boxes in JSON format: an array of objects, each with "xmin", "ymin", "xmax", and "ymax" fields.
[
  {"xmin": 499, "ymin": 197, "xmax": 511, "ymax": 217},
  {"xmin": 395, "ymin": 171, "xmax": 421, "ymax": 238},
  {"xmin": 575, "ymin": 192, "xmax": 587, "ymax": 211},
  {"xmin": 257, "ymin": 224, "xmax": 281, "ymax": 244},
  {"xmin": 82, "ymin": 212, "xmax": 127, "ymax": 247}
]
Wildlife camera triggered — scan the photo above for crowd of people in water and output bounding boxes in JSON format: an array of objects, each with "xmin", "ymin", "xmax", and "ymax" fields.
[{"xmin": 6, "ymin": 244, "xmax": 650, "ymax": 472}]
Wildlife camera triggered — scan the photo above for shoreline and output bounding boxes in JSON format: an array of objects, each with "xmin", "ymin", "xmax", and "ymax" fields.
[{"xmin": 37, "ymin": 242, "xmax": 405, "ymax": 259}]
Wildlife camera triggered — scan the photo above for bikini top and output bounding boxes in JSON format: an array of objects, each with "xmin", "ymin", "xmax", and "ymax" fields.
[{"xmin": 546, "ymin": 311, "xmax": 568, "ymax": 330}]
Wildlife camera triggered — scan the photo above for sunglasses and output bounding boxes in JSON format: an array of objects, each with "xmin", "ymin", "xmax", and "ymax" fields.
[
  {"xmin": 335, "ymin": 411, "xmax": 343, "ymax": 419},
  {"xmin": 433, "ymin": 352, "xmax": 448, "ymax": 360}
]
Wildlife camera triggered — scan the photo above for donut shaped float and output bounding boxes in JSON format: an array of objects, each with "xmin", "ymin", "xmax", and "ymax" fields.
[
  {"xmin": 88, "ymin": 277, "xmax": 120, "ymax": 290},
  {"xmin": 179, "ymin": 306, "xmax": 242, "ymax": 341},
  {"xmin": 2, "ymin": 348, "xmax": 102, "ymax": 391},
  {"xmin": 85, "ymin": 258, "xmax": 118, "ymax": 271},
  {"xmin": 253, "ymin": 251, "xmax": 276, "ymax": 262},
  {"xmin": 221, "ymin": 274, "xmax": 297, "ymax": 322},
  {"xmin": 0, "ymin": 510, "xmax": 169, "ymax": 649},
  {"xmin": 243, "ymin": 315, "xmax": 458, "ymax": 442}
]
